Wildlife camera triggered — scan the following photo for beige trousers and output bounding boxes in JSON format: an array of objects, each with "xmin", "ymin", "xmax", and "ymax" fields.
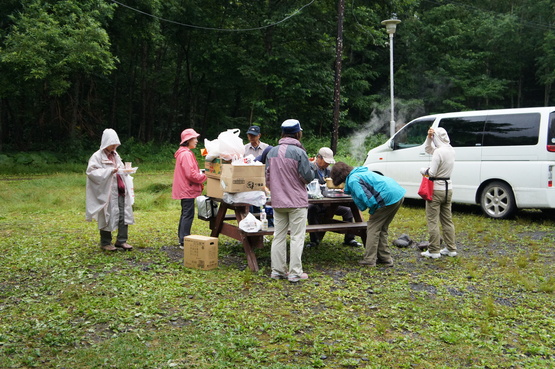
[
  {"xmin": 271, "ymin": 207, "xmax": 308, "ymax": 278},
  {"xmin": 426, "ymin": 189, "xmax": 456, "ymax": 253}
]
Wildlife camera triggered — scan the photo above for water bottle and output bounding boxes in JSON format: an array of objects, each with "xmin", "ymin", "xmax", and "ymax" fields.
[
  {"xmin": 265, "ymin": 205, "xmax": 274, "ymax": 227},
  {"xmin": 260, "ymin": 210, "xmax": 268, "ymax": 231}
]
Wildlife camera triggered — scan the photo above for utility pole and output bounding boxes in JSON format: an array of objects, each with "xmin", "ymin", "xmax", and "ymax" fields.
[{"xmin": 331, "ymin": 0, "xmax": 345, "ymax": 154}]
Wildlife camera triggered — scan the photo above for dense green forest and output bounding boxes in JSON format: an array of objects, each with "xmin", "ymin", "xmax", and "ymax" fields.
[{"xmin": 0, "ymin": 0, "xmax": 554, "ymax": 153}]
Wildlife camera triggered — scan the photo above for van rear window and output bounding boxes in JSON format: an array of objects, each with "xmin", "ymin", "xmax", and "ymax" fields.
[
  {"xmin": 483, "ymin": 113, "xmax": 540, "ymax": 146},
  {"xmin": 548, "ymin": 112, "xmax": 555, "ymax": 151}
]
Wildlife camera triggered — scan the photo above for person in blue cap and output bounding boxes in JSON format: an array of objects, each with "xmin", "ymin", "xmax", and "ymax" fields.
[
  {"xmin": 265, "ymin": 119, "xmax": 314, "ymax": 282},
  {"xmin": 244, "ymin": 125, "xmax": 269, "ymax": 158}
]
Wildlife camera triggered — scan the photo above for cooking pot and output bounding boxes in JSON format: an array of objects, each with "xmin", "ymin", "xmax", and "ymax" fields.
[{"xmin": 325, "ymin": 177, "xmax": 345, "ymax": 189}]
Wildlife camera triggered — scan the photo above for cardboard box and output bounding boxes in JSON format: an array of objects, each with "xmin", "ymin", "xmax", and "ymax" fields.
[
  {"xmin": 220, "ymin": 164, "xmax": 266, "ymax": 193},
  {"xmin": 206, "ymin": 175, "xmax": 224, "ymax": 198},
  {"xmin": 205, "ymin": 158, "xmax": 231, "ymax": 175},
  {"xmin": 183, "ymin": 235, "xmax": 219, "ymax": 270}
]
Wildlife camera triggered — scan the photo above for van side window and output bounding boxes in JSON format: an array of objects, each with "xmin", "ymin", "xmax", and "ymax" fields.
[
  {"xmin": 439, "ymin": 116, "xmax": 486, "ymax": 147},
  {"xmin": 392, "ymin": 118, "xmax": 434, "ymax": 150},
  {"xmin": 483, "ymin": 113, "xmax": 540, "ymax": 146}
]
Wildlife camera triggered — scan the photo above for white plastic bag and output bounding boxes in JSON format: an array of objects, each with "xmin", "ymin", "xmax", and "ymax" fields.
[
  {"xmin": 239, "ymin": 212, "xmax": 261, "ymax": 233},
  {"xmin": 196, "ymin": 195, "xmax": 219, "ymax": 219},
  {"xmin": 223, "ymin": 191, "xmax": 267, "ymax": 207},
  {"xmin": 124, "ymin": 175, "xmax": 135, "ymax": 205},
  {"xmin": 307, "ymin": 179, "xmax": 323, "ymax": 199},
  {"xmin": 204, "ymin": 138, "xmax": 220, "ymax": 161},
  {"xmin": 218, "ymin": 129, "xmax": 245, "ymax": 160}
]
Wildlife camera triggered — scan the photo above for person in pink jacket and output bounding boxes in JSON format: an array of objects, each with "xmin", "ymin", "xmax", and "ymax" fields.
[{"xmin": 172, "ymin": 128, "xmax": 207, "ymax": 248}]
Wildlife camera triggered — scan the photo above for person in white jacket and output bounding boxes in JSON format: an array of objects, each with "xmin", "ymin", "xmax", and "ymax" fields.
[
  {"xmin": 86, "ymin": 129, "xmax": 134, "ymax": 251},
  {"xmin": 420, "ymin": 127, "xmax": 456, "ymax": 258}
]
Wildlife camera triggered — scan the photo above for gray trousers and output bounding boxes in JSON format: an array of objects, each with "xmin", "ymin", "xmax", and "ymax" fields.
[
  {"xmin": 100, "ymin": 195, "xmax": 128, "ymax": 246},
  {"xmin": 425, "ymin": 189, "xmax": 456, "ymax": 253},
  {"xmin": 362, "ymin": 198, "xmax": 403, "ymax": 265}
]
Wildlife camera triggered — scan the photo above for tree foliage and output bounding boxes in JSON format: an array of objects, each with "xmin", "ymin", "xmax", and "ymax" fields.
[{"xmin": 0, "ymin": 0, "xmax": 554, "ymax": 151}]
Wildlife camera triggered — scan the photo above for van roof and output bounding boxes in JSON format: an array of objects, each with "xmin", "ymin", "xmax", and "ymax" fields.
[{"xmin": 415, "ymin": 106, "xmax": 555, "ymax": 121}]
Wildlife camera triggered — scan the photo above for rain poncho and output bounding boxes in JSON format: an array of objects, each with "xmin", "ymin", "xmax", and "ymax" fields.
[{"xmin": 86, "ymin": 129, "xmax": 134, "ymax": 230}]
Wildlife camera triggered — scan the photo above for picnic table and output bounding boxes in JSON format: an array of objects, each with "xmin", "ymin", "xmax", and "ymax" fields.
[{"xmin": 202, "ymin": 196, "xmax": 367, "ymax": 272}]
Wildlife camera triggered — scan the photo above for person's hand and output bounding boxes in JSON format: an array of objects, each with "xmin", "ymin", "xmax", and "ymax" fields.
[
  {"xmin": 428, "ymin": 128, "xmax": 435, "ymax": 139},
  {"xmin": 113, "ymin": 167, "xmax": 119, "ymax": 174}
]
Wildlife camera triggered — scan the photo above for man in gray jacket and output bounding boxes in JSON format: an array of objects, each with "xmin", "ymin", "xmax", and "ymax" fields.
[{"xmin": 265, "ymin": 119, "xmax": 314, "ymax": 282}]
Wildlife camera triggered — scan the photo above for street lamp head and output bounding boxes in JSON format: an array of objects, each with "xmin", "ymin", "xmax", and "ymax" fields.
[{"xmin": 381, "ymin": 17, "xmax": 401, "ymax": 35}]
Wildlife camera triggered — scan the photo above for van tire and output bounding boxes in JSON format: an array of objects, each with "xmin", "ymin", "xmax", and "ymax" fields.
[{"xmin": 480, "ymin": 181, "xmax": 516, "ymax": 219}]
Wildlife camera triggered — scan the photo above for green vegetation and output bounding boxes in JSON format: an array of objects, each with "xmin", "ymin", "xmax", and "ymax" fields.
[
  {"xmin": 1, "ymin": 166, "xmax": 555, "ymax": 368},
  {"xmin": 1, "ymin": 1, "xmax": 554, "ymax": 150}
]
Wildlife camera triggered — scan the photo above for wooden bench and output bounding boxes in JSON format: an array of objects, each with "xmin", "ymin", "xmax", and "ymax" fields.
[
  {"xmin": 238, "ymin": 221, "xmax": 367, "ymax": 237},
  {"xmin": 204, "ymin": 197, "xmax": 367, "ymax": 271}
]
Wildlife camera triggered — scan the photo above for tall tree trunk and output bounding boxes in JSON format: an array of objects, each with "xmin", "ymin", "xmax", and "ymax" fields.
[
  {"xmin": 331, "ymin": 0, "xmax": 345, "ymax": 153},
  {"xmin": 69, "ymin": 77, "xmax": 81, "ymax": 140}
]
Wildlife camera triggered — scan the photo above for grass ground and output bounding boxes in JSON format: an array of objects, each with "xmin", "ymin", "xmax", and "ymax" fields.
[{"xmin": 1, "ymin": 170, "xmax": 554, "ymax": 368}]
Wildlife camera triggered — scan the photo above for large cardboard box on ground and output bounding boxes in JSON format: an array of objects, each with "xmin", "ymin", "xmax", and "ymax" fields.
[
  {"xmin": 205, "ymin": 173, "xmax": 224, "ymax": 198},
  {"xmin": 183, "ymin": 235, "xmax": 218, "ymax": 270},
  {"xmin": 220, "ymin": 164, "xmax": 265, "ymax": 193},
  {"xmin": 204, "ymin": 158, "xmax": 231, "ymax": 175}
]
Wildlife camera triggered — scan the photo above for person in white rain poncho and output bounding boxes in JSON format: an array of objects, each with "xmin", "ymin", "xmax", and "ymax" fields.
[{"xmin": 86, "ymin": 129, "xmax": 134, "ymax": 251}]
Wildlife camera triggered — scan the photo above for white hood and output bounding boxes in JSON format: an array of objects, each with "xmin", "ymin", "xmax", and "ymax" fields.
[
  {"xmin": 433, "ymin": 127, "xmax": 451, "ymax": 148},
  {"xmin": 100, "ymin": 129, "xmax": 121, "ymax": 150}
]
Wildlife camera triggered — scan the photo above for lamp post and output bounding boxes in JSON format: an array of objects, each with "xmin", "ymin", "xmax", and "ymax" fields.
[{"xmin": 381, "ymin": 16, "xmax": 401, "ymax": 137}]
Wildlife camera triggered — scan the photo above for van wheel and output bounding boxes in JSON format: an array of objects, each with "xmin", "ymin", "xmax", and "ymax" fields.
[{"xmin": 480, "ymin": 181, "xmax": 516, "ymax": 219}]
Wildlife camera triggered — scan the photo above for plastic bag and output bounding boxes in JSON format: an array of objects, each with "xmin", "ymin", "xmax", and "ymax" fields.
[
  {"xmin": 218, "ymin": 129, "xmax": 245, "ymax": 161},
  {"xmin": 239, "ymin": 212, "xmax": 261, "ymax": 233},
  {"xmin": 223, "ymin": 191, "xmax": 267, "ymax": 207},
  {"xmin": 204, "ymin": 138, "xmax": 220, "ymax": 161},
  {"xmin": 418, "ymin": 176, "xmax": 434, "ymax": 201},
  {"xmin": 123, "ymin": 175, "xmax": 135, "ymax": 205},
  {"xmin": 307, "ymin": 179, "xmax": 323, "ymax": 199},
  {"xmin": 196, "ymin": 195, "xmax": 219, "ymax": 219}
]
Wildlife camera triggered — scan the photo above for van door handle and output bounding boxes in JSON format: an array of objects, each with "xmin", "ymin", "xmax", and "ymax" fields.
[{"xmin": 419, "ymin": 152, "xmax": 427, "ymax": 156}]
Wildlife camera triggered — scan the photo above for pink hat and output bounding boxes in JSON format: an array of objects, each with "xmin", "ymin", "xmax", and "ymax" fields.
[{"xmin": 180, "ymin": 128, "xmax": 200, "ymax": 145}]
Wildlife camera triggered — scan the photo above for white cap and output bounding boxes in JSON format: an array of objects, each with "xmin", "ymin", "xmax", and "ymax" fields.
[{"xmin": 318, "ymin": 147, "xmax": 335, "ymax": 164}]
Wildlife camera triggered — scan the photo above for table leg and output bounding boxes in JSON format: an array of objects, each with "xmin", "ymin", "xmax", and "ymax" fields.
[
  {"xmin": 241, "ymin": 236, "xmax": 263, "ymax": 271},
  {"xmin": 210, "ymin": 202, "xmax": 229, "ymax": 237}
]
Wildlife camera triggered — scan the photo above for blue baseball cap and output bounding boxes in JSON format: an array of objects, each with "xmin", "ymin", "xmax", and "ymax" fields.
[{"xmin": 281, "ymin": 119, "xmax": 302, "ymax": 134}]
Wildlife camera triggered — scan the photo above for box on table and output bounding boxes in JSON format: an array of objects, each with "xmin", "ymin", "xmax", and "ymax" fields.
[
  {"xmin": 205, "ymin": 173, "xmax": 224, "ymax": 198},
  {"xmin": 183, "ymin": 235, "xmax": 218, "ymax": 270},
  {"xmin": 220, "ymin": 164, "xmax": 266, "ymax": 193},
  {"xmin": 205, "ymin": 158, "xmax": 231, "ymax": 175}
]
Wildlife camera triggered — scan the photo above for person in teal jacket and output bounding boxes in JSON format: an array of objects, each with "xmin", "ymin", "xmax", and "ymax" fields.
[{"xmin": 330, "ymin": 162, "xmax": 406, "ymax": 267}]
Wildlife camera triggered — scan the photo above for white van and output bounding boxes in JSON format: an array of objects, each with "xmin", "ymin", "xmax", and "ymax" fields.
[{"xmin": 363, "ymin": 107, "xmax": 555, "ymax": 218}]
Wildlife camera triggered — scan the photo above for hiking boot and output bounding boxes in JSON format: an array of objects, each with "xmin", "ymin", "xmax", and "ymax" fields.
[
  {"xmin": 101, "ymin": 244, "xmax": 117, "ymax": 251},
  {"xmin": 421, "ymin": 250, "xmax": 441, "ymax": 259},
  {"xmin": 305, "ymin": 241, "xmax": 319, "ymax": 249},
  {"xmin": 115, "ymin": 242, "xmax": 133, "ymax": 250},
  {"xmin": 288, "ymin": 273, "xmax": 308, "ymax": 283},
  {"xmin": 344, "ymin": 240, "xmax": 362, "ymax": 247},
  {"xmin": 376, "ymin": 259, "xmax": 394, "ymax": 267},
  {"xmin": 358, "ymin": 260, "xmax": 376, "ymax": 266},
  {"xmin": 270, "ymin": 271, "xmax": 288, "ymax": 280},
  {"xmin": 440, "ymin": 248, "xmax": 458, "ymax": 257}
]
